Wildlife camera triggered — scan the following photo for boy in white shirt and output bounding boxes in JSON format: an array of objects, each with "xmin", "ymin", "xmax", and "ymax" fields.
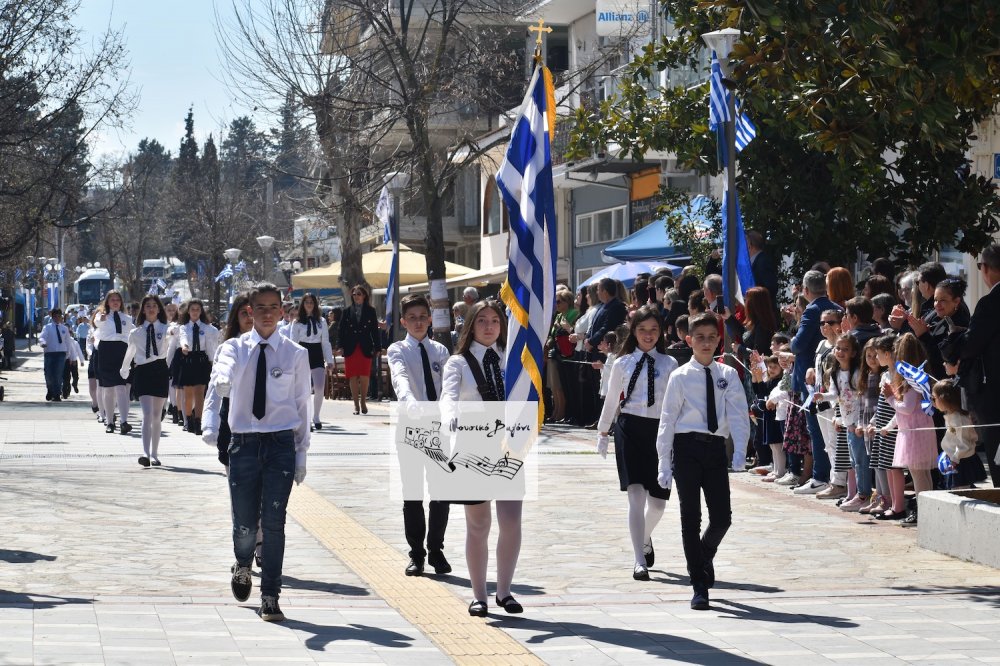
[
  {"xmin": 386, "ymin": 294, "xmax": 452, "ymax": 578},
  {"xmin": 656, "ymin": 312, "xmax": 750, "ymax": 611},
  {"xmin": 203, "ymin": 283, "xmax": 311, "ymax": 623},
  {"xmin": 39, "ymin": 308, "xmax": 72, "ymax": 401}
]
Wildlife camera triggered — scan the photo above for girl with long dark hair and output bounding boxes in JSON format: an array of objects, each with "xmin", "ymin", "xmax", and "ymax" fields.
[
  {"xmin": 291, "ymin": 293, "xmax": 334, "ymax": 430},
  {"xmin": 121, "ymin": 295, "xmax": 171, "ymax": 467}
]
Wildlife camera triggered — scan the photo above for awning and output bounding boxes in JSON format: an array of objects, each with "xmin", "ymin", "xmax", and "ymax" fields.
[
  {"xmin": 579, "ymin": 261, "xmax": 681, "ymax": 289},
  {"xmin": 292, "ymin": 244, "xmax": 475, "ymax": 291},
  {"xmin": 374, "ymin": 264, "xmax": 508, "ymax": 296},
  {"xmin": 603, "ymin": 195, "xmax": 712, "ymax": 262}
]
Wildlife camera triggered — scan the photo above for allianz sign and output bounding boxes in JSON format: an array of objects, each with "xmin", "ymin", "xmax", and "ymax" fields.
[{"xmin": 594, "ymin": 2, "xmax": 651, "ymax": 37}]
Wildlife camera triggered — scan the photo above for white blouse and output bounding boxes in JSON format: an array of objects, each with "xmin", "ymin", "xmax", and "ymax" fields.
[
  {"xmin": 93, "ymin": 310, "xmax": 134, "ymax": 345},
  {"xmin": 290, "ymin": 319, "xmax": 334, "ymax": 364},
  {"xmin": 597, "ymin": 349, "xmax": 678, "ymax": 434},
  {"xmin": 179, "ymin": 320, "xmax": 220, "ymax": 359},
  {"xmin": 441, "ymin": 341, "xmax": 506, "ymax": 402},
  {"xmin": 121, "ymin": 321, "xmax": 172, "ymax": 370}
]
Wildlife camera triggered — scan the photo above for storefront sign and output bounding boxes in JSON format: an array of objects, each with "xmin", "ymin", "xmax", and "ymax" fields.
[{"xmin": 595, "ymin": 0, "xmax": 652, "ymax": 38}]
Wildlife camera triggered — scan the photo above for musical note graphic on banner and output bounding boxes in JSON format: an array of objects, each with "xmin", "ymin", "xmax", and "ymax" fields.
[{"xmin": 449, "ymin": 450, "xmax": 523, "ymax": 480}]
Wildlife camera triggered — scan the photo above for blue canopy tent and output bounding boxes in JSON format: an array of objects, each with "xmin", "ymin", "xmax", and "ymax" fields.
[
  {"xmin": 602, "ymin": 195, "xmax": 713, "ymax": 262},
  {"xmin": 579, "ymin": 260, "xmax": 681, "ymax": 289}
]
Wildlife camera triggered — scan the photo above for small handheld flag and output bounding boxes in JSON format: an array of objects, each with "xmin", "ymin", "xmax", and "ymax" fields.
[{"xmin": 895, "ymin": 360, "xmax": 935, "ymax": 416}]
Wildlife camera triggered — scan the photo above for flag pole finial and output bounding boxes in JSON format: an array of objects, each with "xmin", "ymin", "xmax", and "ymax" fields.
[{"xmin": 529, "ymin": 18, "xmax": 552, "ymax": 63}]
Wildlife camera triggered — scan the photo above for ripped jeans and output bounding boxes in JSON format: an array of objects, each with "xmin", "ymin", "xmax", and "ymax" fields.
[{"xmin": 228, "ymin": 430, "xmax": 296, "ymax": 599}]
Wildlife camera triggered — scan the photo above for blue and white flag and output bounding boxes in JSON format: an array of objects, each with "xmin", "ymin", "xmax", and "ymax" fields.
[
  {"xmin": 376, "ymin": 185, "xmax": 398, "ymax": 327},
  {"xmin": 155, "ymin": 278, "xmax": 167, "ymax": 290},
  {"xmin": 720, "ymin": 181, "xmax": 756, "ymax": 305},
  {"xmin": 14, "ymin": 268, "xmax": 22, "ymax": 282},
  {"xmin": 734, "ymin": 100, "xmax": 757, "ymax": 152},
  {"xmin": 895, "ymin": 360, "xmax": 935, "ymax": 416},
  {"xmin": 497, "ymin": 62, "xmax": 558, "ymax": 422},
  {"xmin": 710, "ymin": 51, "xmax": 757, "ymax": 167},
  {"xmin": 214, "ymin": 265, "xmax": 234, "ymax": 283}
]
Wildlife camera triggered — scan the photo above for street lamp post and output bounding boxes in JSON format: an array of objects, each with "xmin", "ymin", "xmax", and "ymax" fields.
[
  {"xmin": 701, "ymin": 27, "xmax": 741, "ymax": 357},
  {"xmin": 384, "ymin": 171, "xmax": 410, "ymax": 343},
  {"xmin": 256, "ymin": 235, "xmax": 276, "ymax": 284},
  {"xmin": 223, "ymin": 248, "xmax": 242, "ymax": 307}
]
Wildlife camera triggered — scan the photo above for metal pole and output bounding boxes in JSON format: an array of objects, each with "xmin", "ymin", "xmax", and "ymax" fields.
[
  {"xmin": 391, "ymin": 191, "xmax": 401, "ymax": 344},
  {"xmin": 723, "ymin": 91, "xmax": 738, "ymax": 356}
]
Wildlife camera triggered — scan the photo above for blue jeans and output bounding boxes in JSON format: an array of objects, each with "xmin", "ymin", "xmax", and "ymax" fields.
[
  {"xmin": 806, "ymin": 411, "xmax": 831, "ymax": 483},
  {"xmin": 43, "ymin": 352, "xmax": 66, "ymax": 398},
  {"xmin": 848, "ymin": 430, "xmax": 871, "ymax": 497},
  {"xmin": 228, "ymin": 430, "xmax": 296, "ymax": 598}
]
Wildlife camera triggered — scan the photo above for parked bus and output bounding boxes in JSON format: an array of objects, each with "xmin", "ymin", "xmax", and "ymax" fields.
[{"xmin": 73, "ymin": 268, "xmax": 118, "ymax": 305}]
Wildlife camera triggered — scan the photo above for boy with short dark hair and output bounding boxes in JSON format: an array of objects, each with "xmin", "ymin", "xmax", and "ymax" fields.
[
  {"xmin": 668, "ymin": 315, "xmax": 690, "ymax": 349},
  {"xmin": 655, "ymin": 312, "xmax": 750, "ymax": 610},
  {"xmin": 386, "ymin": 294, "xmax": 452, "ymax": 577}
]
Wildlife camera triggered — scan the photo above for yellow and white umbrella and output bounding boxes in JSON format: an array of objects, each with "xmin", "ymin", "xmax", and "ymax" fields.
[{"xmin": 291, "ymin": 244, "xmax": 475, "ymax": 291}]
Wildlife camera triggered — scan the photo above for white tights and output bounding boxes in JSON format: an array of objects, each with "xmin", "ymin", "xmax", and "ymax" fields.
[
  {"xmin": 627, "ymin": 484, "xmax": 666, "ymax": 568},
  {"xmin": 140, "ymin": 396, "xmax": 166, "ymax": 458},
  {"xmin": 311, "ymin": 367, "xmax": 325, "ymax": 423},
  {"xmin": 465, "ymin": 500, "xmax": 522, "ymax": 603},
  {"xmin": 100, "ymin": 385, "xmax": 130, "ymax": 424},
  {"xmin": 88, "ymin": 378, "xmax": 99, "ymax": 410},
  {"xmin": 770, "ymin": 444, "xmax": 786, "ymax": 478}
]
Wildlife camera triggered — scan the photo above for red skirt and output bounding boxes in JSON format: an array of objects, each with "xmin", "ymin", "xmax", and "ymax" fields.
[{"xmin": 344, "ymin": 347, "xmax": 372, "ymax": 378}]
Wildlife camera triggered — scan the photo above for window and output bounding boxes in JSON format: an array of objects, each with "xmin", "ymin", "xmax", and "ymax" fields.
[
  {"xmin": 482, "ymin": 176, "xmax": 508, "ymax": 236},
  {"xmin": 577, "ymin": 267, "xmax": 600, "ymax": 287},
  {"xmin": 576, "ymin": 206, "xmax": 627, "ymax": 246}
]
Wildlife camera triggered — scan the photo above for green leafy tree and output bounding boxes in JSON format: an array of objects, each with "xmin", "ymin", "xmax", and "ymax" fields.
[{"xmin": 571, "ymin": 0, "xmax": 1000, "ymax": 279}]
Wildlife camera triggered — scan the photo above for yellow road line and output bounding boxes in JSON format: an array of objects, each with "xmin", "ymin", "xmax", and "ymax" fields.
[{"xmin": 289, "ymin": 484, "xmax": 543, "ymax": 665}]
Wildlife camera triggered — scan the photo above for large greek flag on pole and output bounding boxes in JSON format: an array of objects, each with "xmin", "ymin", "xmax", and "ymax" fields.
[
  {"xmin": 720, "ymin": 181, "xmax": 756, "ymax": 305},
  {"xmin": 376, "ymin": 185, "xmax": 396, "ymax": 327},
  {"xmin": 709, "ymin": 51, "xmax": 756, "ymax": 167},
  {"xmin": 497, "ymin": 63, "xmax": 558, "ymax": 421}
]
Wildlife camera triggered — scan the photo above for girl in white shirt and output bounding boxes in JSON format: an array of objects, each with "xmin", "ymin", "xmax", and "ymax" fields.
[
  {"xmin": 178, "ymin": 299, "xmax": 220, "ymax": 435},
  {"xmin": 596, "ymin": 306, "xmax": 678, "ymax": 581},
  {"xmin": 290, "ymin": 293, "xmax": 334, "ymax": 431},
  {"xmin": 164, "ymin": 301, "xmax": 183, "ymax": 425},
  {"xmin": 440, "ymin": 301, "xmax": 522, "ymax": 618},
  {"xmin": 931, "ymin": 380, "xmax": 987, "ymax": 490},
  {"xmin": 93, "ymin": 290, "xmax": 135, "ymax": 434},
  {"xmin": 121, "ymin": 296, "xmax": 172, "ymax": 467}
]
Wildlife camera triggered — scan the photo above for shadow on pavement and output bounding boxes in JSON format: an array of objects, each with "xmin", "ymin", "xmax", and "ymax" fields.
[
  {"xmin": 0, "ymin": 550, "xmax": 57, "ymax": 563},
  {"xmin": 655, "ymin": 571, "xmax": 784, "ymax": 594},
  {"xmin": 432, "ymin": 574, "xmax": 546, "ymax": 597},
  {"xmin": 891, "ymin": 584, "xmax": 1000, "ymax": 608},
  {"xmin": 0, "ymin": 591, "xmax": 90, "ymax": 609},
  {"xmin": 714, "ymin": 599, "xmax": 858, "ymax": 628},
  {"xmin": 497, "ymin": 617, "xmax": 766, "ymax": 664},
  {"xmin": 160, "ymin": 465, "xmax": 226, "ymax": 476},
  {"xmin": 280, "ymin": 575, "xmax": 370, "ymax": 596},
  {"xmin": 283, "ymin": 619, "xmax": 415, "ymax": 650}
]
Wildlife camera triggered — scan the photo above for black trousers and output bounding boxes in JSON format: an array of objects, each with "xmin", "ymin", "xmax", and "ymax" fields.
[
  {"xmin": 557, "ymin": 357, "xmax": 580, "ymax": 424},
  {"xmin": 972, "ymin": 401, "xmax": 1000, "ymax": 488},
  {"xmin": 403, "ymin": 500, "xmax": 450, "ymax": 561},
  {"xmin": 62, "ymin": 360, "xmax": 79, "ymax": 397},
  {"xmin": 673, "ymin": 433, "xmax": 732, "ymax": 589}
]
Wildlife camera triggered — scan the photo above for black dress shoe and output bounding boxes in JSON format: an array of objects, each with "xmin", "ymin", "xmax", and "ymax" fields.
[
  {"xmin": 405, "ymin": 559, "xmax": 424, "ymax": 576},
  {"xmin": 120, "ymin": 422, "xmax": 133, "ymax": 435},
  {"xmin": 632, "ymin": 564, "xmax": 650, "ymax": 581},
  {"xmin": 644, "ymin": 539, "xmax": 654, "ymax": 568},
  {"xmin": 106, "ymin": 422, "xmax": 115, "ymax": 434},
  {"xmin": 705, "ymin": 559, "xmax": 715, "ymax": 589},
  {"xmin": 468, "ymin": 600, "xmax": 488, "ymax": 617},
  {"xmin": 314, "ymin": 421, "xmax": 322, "ymax": 430},
  {"xmin": 427, "ymin": 551, "xmax": 452, "ymax": 575},
  {"xmin": 138, "ymin": 456, "xmax": 150, "ymax": 468},
  {"xmin": 91, "ymin": 405, "xmax": 99, "ymax": 413},
  {"xmin": 691, "ymin": 586, "xmax": 710, "ymax": 610},
  {"xmin": 495, "ymin": 595, "xmax": 523, "ymax": 614}
]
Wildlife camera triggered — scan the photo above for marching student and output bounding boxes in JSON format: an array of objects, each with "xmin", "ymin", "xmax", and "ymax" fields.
[
  {"xmin": 596, "ymin": 305, "xmax": 678, "ymax": 582},
  {"xmin": 94, "ymin": 291, "xmax": 135, "ymax": 434},
  {"xmin": 202, "ymin": 283, "xmax": 311, "ymax": 623},
  {"xmin": 655, "ymin": 312, "xmax": 750, "ymax": 611},
  {"xmin": 164, "ymin": 301, "xmax": 183, "ymax": 424},
  {"xmin": 39, "ymin": 308, "xmax": 72, "ymax": 402},
  {"xmin": 289, "ymin": 293, "xmax": 335, "ymax": 431},
  {"xmin": 387, "ymin": 294, "xmax": 452, "ymax": 578},
  {"xmin": 178, "ymin": 299, "xmax": 219, "ymax": 435},
  {"xmin": 62, "ymin": 324, "xmax": 85, "ymax": 399},
  {"xmin": 120, "ymin": 296, "xmax": 171, "ymax": 467},
  {"xmin": 441, "ymin": 300, "xmax": 522, "ymax": 617},
  {"xmin": 86, "ymin": 323, "xmax": 101, "ymax": 417}
]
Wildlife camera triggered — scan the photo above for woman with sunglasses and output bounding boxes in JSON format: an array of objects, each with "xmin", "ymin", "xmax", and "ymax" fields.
[{"xmin": 336, "ymin": 285, "xmax": 381, "ymax": 415}]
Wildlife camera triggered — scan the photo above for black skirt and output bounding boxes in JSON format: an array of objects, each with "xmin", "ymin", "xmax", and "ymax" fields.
[
  {"xmin": 97, "ymin": 341, "xmax": 128, "ymax": 387},
  {"xmin": 177, "ymin": 350, "xmax": 211, "ymax": 387},
  {"xmin": 169, "ymin": 353, "xmax": 183, "ymax": 384},
  {"xmin": 133, "ymin": 359, "xmax": 169, "ymax": 398},
  {"xmin": 950, "ymin": 454, "xmax": 988, "ymax": 487},
  {"xmin": 613, "ymin": 413, "xmax": 670, "ymax": 500},
  {"xmin": 301, "ymin": 342, "xmax": 325, "ymax": 369},
  {"xmin": 88, "ymin": 347, "xmax": 98, "ymax": 379}
]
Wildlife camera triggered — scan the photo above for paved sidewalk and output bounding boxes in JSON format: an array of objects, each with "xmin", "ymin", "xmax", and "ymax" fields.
[{"xmin": 2, "ymin": 349, "xmax": 999, "ymax": 665}]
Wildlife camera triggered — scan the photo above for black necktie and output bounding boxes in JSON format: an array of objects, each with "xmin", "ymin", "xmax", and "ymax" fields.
[
  {"xmin": 483, "ymin": 347, "xmax": 504, "ymax": 401},
  {"xmin": 705, "ymin": 367, "xmax": 718, "ymax": 433},
  {"xmin": 624, "ymin": 353, "xmax": 655, "ymax": 408},
  {"xmin": 146, "ymin": 325, "xmax": 158, "ymax": 357},
  {"xmin": 113, "ymin": 311, "xmax": 121, "ymax": 334},
  {"xmin": 419, "ymin": 342, "xmax": 437, "ymax": 401},
  {"xmin": 192, "ymin": 323, "xmax": 200, "ymax": 351},
  {"xmin": 253, "ymin": 343, "xmax": 268, "ymax": 420},
  {"xmin": 55, "ymin": 325, "xmax": 62, "ymax": 345}
]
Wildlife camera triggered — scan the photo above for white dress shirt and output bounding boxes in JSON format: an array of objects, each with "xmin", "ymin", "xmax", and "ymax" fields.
[
  {"xmin": 597, "ymin": 349, "xmax": 678, "ymax": 434},
  {"xmin": 441, "ymin": 341, "xmax": 506, "ymax": 402},
  {"xmin": 93, "ymin": 311, "xmax": 134, "ymax": 345},
  {"xmin": 655, "ymin": 358, "xmax": 751, "ymax": 486},
  {"xmin": 574, "ymin": 308, "xmax": 595, "ymax": 352},
  {"xmin": 388, "ymin": 333, "xmax": 449, "ymax": 403},
  {"xmin": 203, "ymin": 328, "xmax": 311, "ymax": 465},
  {"xmin": 121, "ymin": 321, "xmax": 172, "ymax": 370},
  {"xmin": 179, "ymin": 320, "xmax": 220, "ymax": 358},
  {"xmin": 165, "ymin": 321, "xmax": 181, "ymax": 366},
  {"xmin": 39, "ymin": 322, "xmax": 73, "ymax": 353},
  {"xmin": 290, "ymin": 319, "xmax": 334, "ymax": 364}
]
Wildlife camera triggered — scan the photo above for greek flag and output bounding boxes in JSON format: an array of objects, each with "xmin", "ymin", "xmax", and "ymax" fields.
[
  {"xmin": 720, "ymin": 181, "xmax": 756, "ymax": 305},
  {"xmin": 895, "ymin": 361, "xmax": 935, "ymax": 416},
  {"xmin": 734, "ymin": 100, "xmax": 756, "ymax": 151},
  {"xmin": 497, "ymin": 63, "xmax": 558, "ymax": 422},
  {"xmin": 214, "ymin": 265, "xmax": 234, "ymax": 283},
  {"xmin": 155, "ymin": 278, "xmax": 167, "ymax": 290},
  {"xmin": 709, "ymin": 51, "xmax": 756, "ymax": 166},
  {"xmin": 376, "ymin": 185, "xmax": 397, "ymax": 327},
  {"xmin": 14, "ymin": 268, "xmax": 22, "ymax": 282}
]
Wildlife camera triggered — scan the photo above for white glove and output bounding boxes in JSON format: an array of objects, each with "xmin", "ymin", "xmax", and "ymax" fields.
[
  {"xmin": 405, "ymin": 400, "xmax": 423, "ymax": 420},
  {"xmin": 119, "ymin": 368, "xmax": 129, "ymax": 379},
  {"xmin": 657, "ymin": 470, "xmax": 671, "ymax": 490},
  {"xmin": 597, "ymin": 434, "xmax": 609, "ymax": 459},
  {"xmin": 202, "ymin": 430, "xmax": 218, "ymax": 446},
  {"xmin": 215, "ymin": 380, "xmax": 231, "ymax": 398},
  {"xmin": 294, "ymin": 466, "xmax": 307, "ymax": 485}
]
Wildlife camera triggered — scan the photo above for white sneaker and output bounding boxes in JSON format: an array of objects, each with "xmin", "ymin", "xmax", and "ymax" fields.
[
  {"xmin": 793, "ymin": 480, "xmax": 829, "ymax": 495},
  {"xmin": 775, "ymin": 472, "xmax": 799, "ymax": 486},
  {"xmin": 839, "ymin": 495, "xmax": 866, "ymax": 512}
]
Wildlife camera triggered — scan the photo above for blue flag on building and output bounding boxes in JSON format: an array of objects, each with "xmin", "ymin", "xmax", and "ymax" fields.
[{"xmin": 497, "ymin": 62, "xmax": 558, "ymax": 422}]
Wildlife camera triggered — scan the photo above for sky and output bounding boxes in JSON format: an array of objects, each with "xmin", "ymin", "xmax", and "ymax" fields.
[{"xmin": 76, "ymin": 0, "xmax": 258, "ymax": 158}]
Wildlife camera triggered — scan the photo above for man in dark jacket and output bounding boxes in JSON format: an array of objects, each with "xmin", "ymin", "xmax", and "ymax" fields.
[
  {"xmin": 585, "ymin": 277, "xmax": 627, "ymax": 355},
  {"xmin": 747, "ymin": 230, "xmax": 780, "ymax": 308},
  {"xmin": 948, "ymin": 245, "xmax": 1000, "ymax": 486}
]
